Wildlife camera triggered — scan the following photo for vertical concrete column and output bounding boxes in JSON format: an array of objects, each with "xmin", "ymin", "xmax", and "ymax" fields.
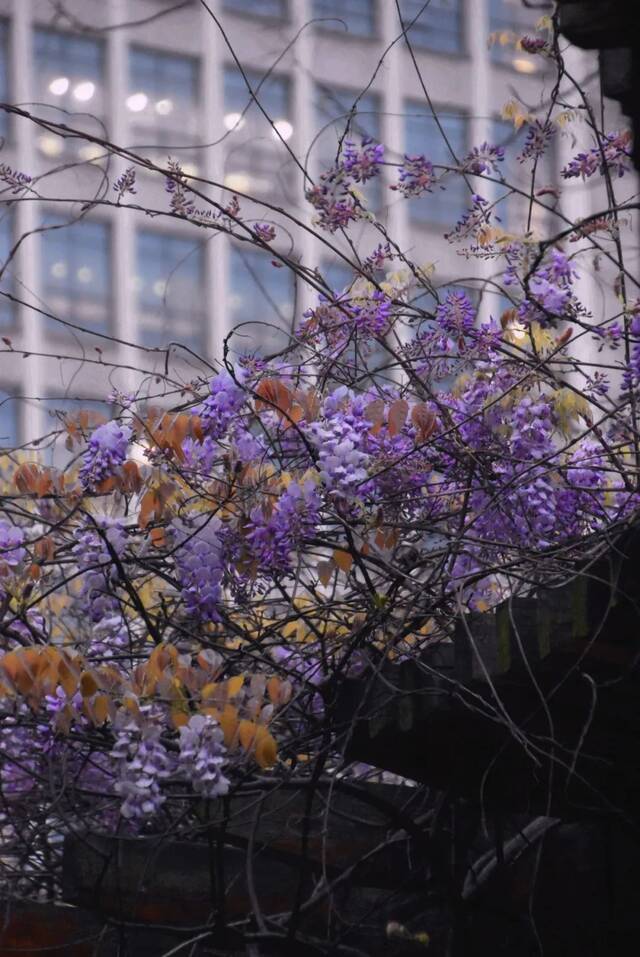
[
  {"xmin": 290, "ymin": 0, "xmax": 316, "ymax": 323},
  {"xmin": 467, "ymin": 0, "xmax": 492, "ymax": 321},
  {"xmin": 108, "ymin": 0, "xmax": 137, "ymax": 395},
  {"xmin": 201, "ymin": 0, "xmax": 226, "ymax": 366},
  {"xmin": 378, "ymin": 0, "xmax": 408, "ymax": 255},
  {"xmin": 11, "ymin": 0, "xmax": 42, "ymax": 442}
]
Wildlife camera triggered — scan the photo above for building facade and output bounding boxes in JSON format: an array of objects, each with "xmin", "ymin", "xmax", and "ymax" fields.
[{"xmin": 0, "ymin": 0, "xmax": 599, "ymax": 455}]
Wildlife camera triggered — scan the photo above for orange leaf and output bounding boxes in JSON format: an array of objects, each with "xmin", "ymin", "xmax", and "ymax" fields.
[
  {"xmin": 411, "ymin": 403, "xmax": 437, "ymax": 442},
  {"xmin": 238, "ymin": 718, "xmax": 257, "ymax": 752},
  {"xmin": 333, "ymin": 549, "xmax": 353, "ymax": 573},
  {"xmin": 80, "ymin": 671, "xmax": 99, "ymax": 698},
  {"xmin": 266, "ymin": 676, "xmax": 281, "ymax": 704},
  {"xmin": 255, "ymin": 379, "xmax": 292, "ymax": 417},
  {"xmin": 92, "ymin": 693, "xmax": 111, "ymax": 725},
  {"xmin": 317, "ymin": 560, "xmax": 334, "ymax": 586},
  {"xmin": 255, "ymin": 727, "xmax": 278, "ymax": 768},
  {"xmin": 388, "ymin": 399, "xmax": 409, "ymax": 437}
]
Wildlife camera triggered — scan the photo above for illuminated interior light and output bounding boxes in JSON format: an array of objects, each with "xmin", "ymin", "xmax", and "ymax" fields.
[
  {"xmin": 126, "ymin": 92, "xmax": 148, "ymax": 113},
  {"xmin": 77, "ymin": 267, "xmax": 93, "ymax": 283},
  {"xmin": 155, "ymin": 98, "xmax": 173, "ymax": 115},
  {"xmin": 78, "ymin": 144, "xmax": 103, "ymax": 162},
  {"xmin": 153, "ymin": 280, "xmax": 167, "ymax": 297},
  {"xmin": 273, "ymin": 119, "xmax": 293, "ymax": 141},
  {"xmin": 48, "ymin": 76, "xmax": 69, "ymax": 96},
  {"xmin": 223, "ymin": 111, "xmax": 245, "ymax": 131},
  {"xmin": 181, "ymin": 162, "xmax": 198, "ymax": 178},
  {"xmin": 224, "ymin": 172, "xmax": 251, "ymax": 192},
  {"xmin": 73, "ymin": 81, "xmax": 96, "ymax": 102},
  {"xmin": 51, "ymin": 261, "xmax": 67, "ymax": 279},
  {"xmin": 512, "ymin": 57, "xmax": 536, "ymax": 74},
  {"xmin": 38, "ymin": 135, "xmax": 64, "ymax": 157}
]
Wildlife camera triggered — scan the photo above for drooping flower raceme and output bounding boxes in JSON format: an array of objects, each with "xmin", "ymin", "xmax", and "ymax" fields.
[
  {"xmin": 178, "ymin": 714, "xmax": 229, "ymax": 799},
  {"xmin": 174, "ymin": 519, "xmax": 225, "ymax": 621},
  {"xmin": 80, "ymin": 421, "xmax": 132, "ymax": 491},
  {"xmin": 199, "ymin": 371, "xmax": 246, "ymax": 441},
  {"xmin": 111, "ymin": 714, "xmax": 173, "ymax": 824}
]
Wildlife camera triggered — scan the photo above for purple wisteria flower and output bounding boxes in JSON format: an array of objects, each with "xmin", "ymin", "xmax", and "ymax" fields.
[
  {"xmin": 306, "ymin": 389, "xmax": 370, "ymax": 500},
  {"xmin": 463, "ymin": 142, "xmax": 505, "ymax": 175},
  {"xmin": 111, "ymin": 715, "xmax": 173, "ymax": 824},
  {"xmin": 246, "ymin": 479, "xmax": 320, "ymax": 573},
  {"xmin": 518, "ymin": 120, "xmax": 556, "ymax": 163},
  {"xmin": 178, "ymin": 714, "xmax": 229, "ymax": 799},
  {"xmin": 0, "ymin": 522, "xmax": 26, "ymax": 568},
  {"xmin": 391, "ymin": 155, "xmax": 435, "ymax": 198},
  {"xmin": 562, "ymin": 130, "xmax": 632, "ymax": 180},
  {"xmin": 436, "ymin": 291, "xmax": 476, "ymax": 337},
  {"xmin": 520, "ymin": 36, "xmax": 549, "ymax": 54},
  {"xmin": 342, "ymin": 137, "xmax": 384, "ymax": 183},
  {"xmin": 253, "ymin": 223, "xmax": 276, "ymax": 243},
  {"xmin": 113, "ymin": 167, "xmax": 137, "ymax": 200},
  {"xmin": 80, "ymin": 420, "xmax": 132, "ymax": 491},
  {"xmin": 174, "ymin": 519, "xmax": 224, "ymax": 621},
  {"xmin": 73, "ymin": 519, "xmax": 129, "ymax": 656},
  {"xmin": 199, "ymin": 371, "xmax": 246, "ymax": 441}
]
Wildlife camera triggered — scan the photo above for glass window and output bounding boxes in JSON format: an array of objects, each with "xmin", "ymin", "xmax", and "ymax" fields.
[
  {"xmin": 128, "ymin": 47, "xmax": 200, "ymax": 173},
  {"xmin": 33, "ymin": 29, "xmax": 105, "ymax": 161},
  {"xmin": 223, "ymin": 0, "xmax": 287, "ymax": 16},
  {"xmin": 136, "ymin": 230, "xmax": 205, "ymax": 351},
  {"xmin": 322, "ymin": 259, "xmax": 356, "ymax": 293},
  {"xmin": 0, "ymin": 212, "xmax": 15, "ymax": 329},
  {"xmin": 0, "ymin": 391, "xmax": 18, "ymax": 450},
  {"xmin": 0, "ymin": 21, "xmax": 9, "ymax": 142},
  {"xmin": 40, "ymin": 216, "xmax": 111, "ymax": 335},
  {"xmin": 313, "ymin": 0, "xmax": 376, "ymax": 37},
  {"xmin": 314, "ymin": 84, "xmax": 382, "ymax": 208},
  {"xmin": 404, "ymin": 104, "xmax": 467, "ymax": 226},
  {"xmin": 228, "ymin": 245, "xmax": 295, "ymax": 355},
  {"xmin": 223, "ymin": 67, "xmax": 293, "ymax": 198},
  {"xmin": 398, "ymin": 0, "xmax": 463, "ymax": 54},
  {"xmin": 490, "ymin": 0, "xmax": 542, "ymax": 68}
]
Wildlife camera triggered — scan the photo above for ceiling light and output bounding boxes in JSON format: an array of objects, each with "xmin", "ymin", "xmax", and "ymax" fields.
[
  {"xmin": 73, "ymin": 81, "xmax": 96, "ymax": 102},
  {"xmin": 38, "ymin": 135, "xmax": 64, "ymax": 157},
  {"xmin": 273, "ymin": 119, "xmax": 293, "ymax": 141},
  {"xmin": 224, "ymin": 172, "xmax": 251, "ymax": 192},
  {"xmin": 223, "ymin": 111, "xmax": 245, "ymax": 131},
  {"xmin": 126, "ymin": 92, "xmax": 148, "ymax": 113},
  {"xmin": 512, "ymin": 57, "xmax": 536, "ymax": 74},
  {"xmin": 153, "ymin": 280, "xmax": 167, "ymax": 297},
  {"xmin": 155, "ymin": 98, "xmax": 173, "ymax": 115},
  {"xmin": 77, "ymin": 267, "xmax": 93, "ymax": 283},
  {"xmin": 78, "ymin": 144, "xmax": 103, "ymax": 162},
  {"xmin": 48, "ymin": 76, "xmax": 69, "ymax": 96},
  {"xmin": 51, "ymin": 261, "xmax": 67, "ymax": 279}
]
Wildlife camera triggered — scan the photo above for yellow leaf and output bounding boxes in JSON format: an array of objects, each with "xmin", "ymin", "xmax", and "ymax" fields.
[
  {"xmin": 226, "ymin": 674, "xmax": 245, "ymax": 698},
  {"xmin": 170, "ymin": 708, "xmax": 189, "ymax": 729},
  {"xmin": 219, "ymin": 704, "xmax": 240, "ymax": 747}
]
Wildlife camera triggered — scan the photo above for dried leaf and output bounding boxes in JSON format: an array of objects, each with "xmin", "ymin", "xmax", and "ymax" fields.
[
  {"xmin": 388, "ymin": 399, "xmax": 408, "ymax": 437},
  {"xmin": 333, "ymin": 549, "xmax": 353, "ymax": 573}
]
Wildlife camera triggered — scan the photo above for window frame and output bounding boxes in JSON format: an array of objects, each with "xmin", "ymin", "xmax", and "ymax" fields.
[
  {"xmin": 397, "ymin": 0, "xmax": 467, "ymax": 58},
  {"xmin": 312, "ymin": 0, "xmax": 379, "ymax": 40}
]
